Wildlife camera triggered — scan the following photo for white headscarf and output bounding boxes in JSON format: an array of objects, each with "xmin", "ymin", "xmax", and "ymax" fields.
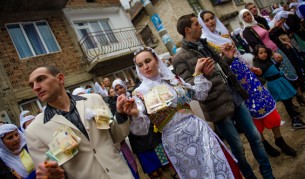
[
  {"xmin": 198, "ymin": 10, "xmax": 232, "ymax": 46},
  {"xmin": 133, "ymin": 47, "xmax": 177, "ymax": 94},
  {"xmin": 0, "ymin": 124, "xmax": 28, "ymax": 178},
  {"xmin": 289, "ymin": 3, "xmax": 300, "ymax": 9},
  {"xmin": 112, "ymin": 79, "xmax": 130, "ymax": 96},
  {"xmin": 239, "ymin": 9, "xmax": 258, "ymax": 28},
  {"xmin": 273, "ymin": 11, "xmax": 293, "ymax": 22},
  {"xmin": 72, "ymin": 87, "xmax": 85, "ymax": 95},
  {"xmin": 272, "ymin": 6, "xmax": 284, "ymax": 14},
  {"xmin": 20, "ymin": 115, "xmax": 35, "ymax": 132},
  {"xmin": 19, "ymin": 110, "xmax": 30, "ymax": 121}
]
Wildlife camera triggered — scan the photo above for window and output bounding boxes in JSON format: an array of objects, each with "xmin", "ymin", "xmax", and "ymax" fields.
[
  {"xmin": 102, "ymin": 66, "xmax": 137, "ymax": 84},
  {"xmin": 19, "ymin": 99, "xmax": 44, "ymax": 115},
  {"xmin": 187, "ymin": 0, "xmax": 204, "ymax": 15},
  {"xmin": 233, "ymin": 0, "xmax": 244, "ymax": 5},
  {"xmin": 210, "ymin": 0, "xmax": 231, "ymax": 6},
  {"xmin": 6, "ymin": 21, "xmax": 60, "ymax": 59},
  {"xmin": 74, "ymin": 20, "xmax": 118, "ymax": 50},
  {"xmin": 139, "ymin": 25, "xmax": 158, "ymax": 46},
  {"xmin": 0, "ymin": 111, "xmax": 11, "ymax": 124}
]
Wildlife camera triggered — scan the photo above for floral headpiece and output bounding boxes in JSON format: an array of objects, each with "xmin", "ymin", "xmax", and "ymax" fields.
[{"xmin": 133, "ymin": 47, "xmax": 157, "ymax": 62}]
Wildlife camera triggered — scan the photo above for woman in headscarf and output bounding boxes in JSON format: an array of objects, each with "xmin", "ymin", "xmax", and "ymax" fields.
[
  {"xmin": 111, "ymin": 79, "xmax": 173, "ymax": 179},
  {"xmin": 198, "ymin": 10, "xmax": 297, "ymax": 157},
  {"xmin": 20, "ymin": 115, "xmax": 35, "ymax": 133},
  {"xmin": 270, "ymin": 11, "xmax": 305, "ymax": 95},
  {"xmin": 19, "ymin": 111, "xmax": 30, "ymax": 122},
  {"xmin": 240, "ymin": 9, "xmax": 297, "ymax": 79},
  {"xmin": 122, "ymin": 46, "xmax": 242, "ymax": 179},
  {"xmin": 239, "ymin": 9, "xmax": 305, "ymax": 105},
  {"xmin": 0, "ymin": 124, "xmax": 36, "ymax": 179},
  {"xmin": 110, "ymin": 79, "xmax": 139, "ymax": 179}
]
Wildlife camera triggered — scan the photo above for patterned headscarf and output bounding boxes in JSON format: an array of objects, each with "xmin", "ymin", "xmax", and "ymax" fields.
[{"xmin": 0, "ymin": 124, "xmax": 28, "ymax": 178}]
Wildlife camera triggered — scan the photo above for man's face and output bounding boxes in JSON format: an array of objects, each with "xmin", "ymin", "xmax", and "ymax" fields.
[
  {"xmin": 188, "ymin": 17, "xmax": 202, "ymax": 39},
  {"xmin": 247, "ymin": 4, "xmax": 258, "ymax": 16},
  {"xmin": 103, "ymin": 78, "xmax": 110, "ymax": 87},
  {"xmin": 28, "ymin": 67, "xmax": 63, "ymax": 103}
]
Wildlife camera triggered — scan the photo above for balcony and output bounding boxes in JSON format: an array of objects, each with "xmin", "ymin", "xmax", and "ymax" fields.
[
  {"xmin": 79, "ymin": 26, "xmax": 158, "ymax": 74},
  {"xmin": 0, "ymin": 0, "xmax": 68, "ymax": 12}
]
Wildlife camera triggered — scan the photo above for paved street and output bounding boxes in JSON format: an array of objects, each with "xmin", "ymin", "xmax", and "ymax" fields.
[{"xmin": 138, "ymin": 97, "xmax": 305, "ymax": 179}]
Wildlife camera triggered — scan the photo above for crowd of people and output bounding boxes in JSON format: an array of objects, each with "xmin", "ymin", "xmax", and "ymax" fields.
[{"xmin": 1, "ymin": 1, "xmax": 305, "ymax": 179}]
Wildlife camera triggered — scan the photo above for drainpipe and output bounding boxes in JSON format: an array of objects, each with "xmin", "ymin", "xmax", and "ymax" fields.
[{"xmin": 140, "ymin": 0, "xmax": 177, "ymax": 55}]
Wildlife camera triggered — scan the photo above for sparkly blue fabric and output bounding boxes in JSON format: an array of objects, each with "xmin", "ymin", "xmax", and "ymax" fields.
[{"xmin": 230, "ymin": 58, "xmax": 276, "ymax": 119}]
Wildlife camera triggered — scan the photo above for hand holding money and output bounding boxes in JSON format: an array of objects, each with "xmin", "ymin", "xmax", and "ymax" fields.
[{"xmin": 36, "ymin": 161, "xmax": 64, "ymax": 179}]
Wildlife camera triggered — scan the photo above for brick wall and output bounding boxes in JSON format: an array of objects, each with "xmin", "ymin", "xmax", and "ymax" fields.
[
  {"xmin": 0, "ymin": 10, "xmax": 92, "ymax": 123},
  {"xmin": 0, "ymin": 11, "xmax": 86, "ymax": 90}
]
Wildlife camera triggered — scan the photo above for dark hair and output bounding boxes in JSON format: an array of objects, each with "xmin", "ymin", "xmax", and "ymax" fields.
[
  {"xmin": 133, "ymin": 47, "xmax": 158, "ymax": 63},
  {"xmin": 253, "ymin": 45, "xmax": 272, "ymax": 60},
  {"xmin": 177, "ymin": 13, "xmax": 196, "ymax": 37},
  {"xmin": 199, "ymin": 10, "xmax": 215, "ymax": 22},
  {"xmin": 30, "ymin": 65, "xmax": 61, "ymax": 76},
  {"xmin": 85, "ymin": 85, "xmax": 92, "ymax": 89},
  {"xmin": 245, "ymin": 2, "xmax": 255, "ymax": 9}
]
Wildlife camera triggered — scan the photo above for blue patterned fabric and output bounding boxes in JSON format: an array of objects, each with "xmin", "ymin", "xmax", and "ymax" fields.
[
  {"xmin": 230, "ymin": 58, "xmax": 276, "ymax": 119},
  {"xmin": 275, "ymin": 48, "xmax": 298, "ymax": 81},
  {"xmin": 263, "ymin": 65, "xmax": 296, "ymax": 101}
]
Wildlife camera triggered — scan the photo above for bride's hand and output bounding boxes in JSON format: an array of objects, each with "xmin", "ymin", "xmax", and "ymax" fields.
[{"xmin": 221, "ymin": 44, "xmax": 236, "ymax": 59}]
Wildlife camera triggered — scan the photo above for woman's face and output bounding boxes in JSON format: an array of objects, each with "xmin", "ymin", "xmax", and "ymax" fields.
[
  {"xmin": 135, "ymin": 51, "xmax": 159, "ymax": 79},
  {"xmin": 202, "ymin": 12, "xmax": 216, "ymax": 32},
  {"xmin": 257, "ymin": 47, "xmax": 268, "ymax": 61},
  {"xmin": 242, "ymin": 11, "xmax": 253, "ymax": 23},
  {"xmin": 109, "ymin": 88, "xmax": 116, "ymax": 97},
  {"xmin": 114, "ymin": 85, "xmax": 126, "ymax": 96},
  {"xmin": 2, "ymin": 129, "xmax": 21, "ymax": 152}
]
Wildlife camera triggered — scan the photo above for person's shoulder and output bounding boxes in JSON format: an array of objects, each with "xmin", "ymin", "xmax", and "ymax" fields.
[
  {"xmin": 173, "ymin": 47, "xmax": 191, "ymax": 60},
  {"xmin": 80, "ymin": 93, "xmax": 102, "ymax": 100}
]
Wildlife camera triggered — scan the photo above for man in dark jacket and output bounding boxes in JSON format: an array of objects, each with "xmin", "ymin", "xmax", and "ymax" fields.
[
  {"xmin": 173, "ymin": 13, "xmax": 275, "ymax": 179},
  {"xmin": 245, "ymin": 2, "xmax": 270, "ymax": 30}
]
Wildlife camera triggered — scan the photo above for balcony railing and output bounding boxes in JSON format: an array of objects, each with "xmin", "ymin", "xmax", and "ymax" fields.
[{"xmin": 79, "ymin": 27, "xmax": 150, "ymax": 62}]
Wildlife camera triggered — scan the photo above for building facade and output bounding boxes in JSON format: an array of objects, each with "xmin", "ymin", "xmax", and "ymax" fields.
[
  {"xmin": 128, "ymin": 0, "xmax": 284, "ymax": 55},
  {"xmin": 0, "ymin": 0, "xmax": 145, "ymax": 124},
  {"xmin": 0, "ymin": 0, "xmax": 285, "ymax": 124}
]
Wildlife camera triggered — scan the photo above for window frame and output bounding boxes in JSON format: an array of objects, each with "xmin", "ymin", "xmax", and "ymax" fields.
[
  {"xmin": 233, "ymin": 0, "xmax": 244, "ymax": 5},
  {"xmin": 187, "ymin": 0, "xmax": 204, "ymax": 15},
  {"xmin": 19, "ymin": 98, "xmax": 44, "ymax": 116},
  {"xmin": 5, "ymin": 20, "xmax": 61, "ymax": 60},
  {"xmin": 74, "ymin": 19, "xmax": 117, "ymax": 50}
]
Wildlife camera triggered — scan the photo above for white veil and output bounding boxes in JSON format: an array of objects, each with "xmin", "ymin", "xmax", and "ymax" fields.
[
  {"xmin": 198, "ymin": 10, "xmax": 232, "ymax": 46},
  {"xmin": 133, "ymin": 47, "xmax": 177, "ymax": 94}
]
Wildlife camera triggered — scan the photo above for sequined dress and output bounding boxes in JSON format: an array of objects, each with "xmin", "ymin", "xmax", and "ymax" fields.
[
  {"xmin": 130, "ymin": 75, "xmax": 235, "ymax": 179},
  {"xmin": 230, "ymin": 58, "xmax": 276, "ymax": 119}
]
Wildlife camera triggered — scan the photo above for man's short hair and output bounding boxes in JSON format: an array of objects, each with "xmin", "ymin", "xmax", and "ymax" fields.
[
  {"xmin": 245, "ymin": 2, "xmax": 255, "ymax": 9},
  {"xmin": 177, "ymin": 13, "xmax": 196, "ymax": 38},
  {"xmin": 30, "ymin": 65, "xmax": 61, "ymax": 77}
]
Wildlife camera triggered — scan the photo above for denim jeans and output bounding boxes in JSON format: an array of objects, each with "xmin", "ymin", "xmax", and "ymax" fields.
[{"xmin": 215, "ymin": 103, "xmax": 274, "ymax": 179}]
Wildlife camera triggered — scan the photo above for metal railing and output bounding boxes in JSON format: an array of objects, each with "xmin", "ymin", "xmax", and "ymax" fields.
[{"xmin": 79, "ymin": 27, "xmax": 149, "ymax": 62}]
